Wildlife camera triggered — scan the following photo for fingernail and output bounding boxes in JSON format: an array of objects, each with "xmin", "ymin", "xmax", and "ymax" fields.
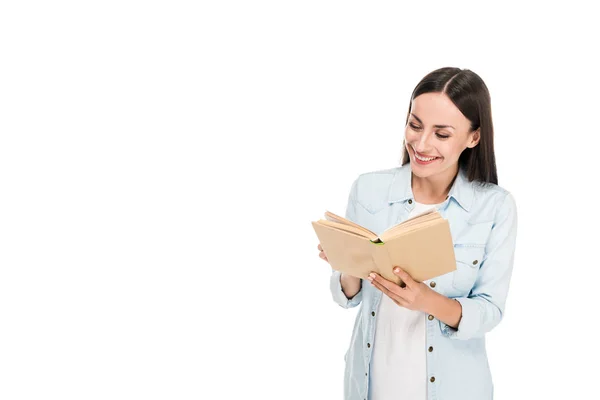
[{"xmin": 394, "ymin": 267, "xmax": 400, "ymax": 273}]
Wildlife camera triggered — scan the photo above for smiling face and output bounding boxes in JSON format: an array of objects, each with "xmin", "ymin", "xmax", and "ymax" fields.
[{"xmin": 405, "ymin": 92, "xmax": 480, "ymax": 179}]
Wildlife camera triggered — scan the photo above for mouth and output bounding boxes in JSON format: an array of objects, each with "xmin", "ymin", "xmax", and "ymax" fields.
[{"xmin": 410, "ymin": 145, "xmax": 442, "ymax": 164}]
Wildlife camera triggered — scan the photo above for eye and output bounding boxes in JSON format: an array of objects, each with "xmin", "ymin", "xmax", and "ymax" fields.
[{"xmin": 409, "ymin": 122, "xmax": 450, "ymax": 139}]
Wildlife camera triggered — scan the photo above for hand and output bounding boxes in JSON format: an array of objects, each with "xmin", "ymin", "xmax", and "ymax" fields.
[
  {"xmin": 317, "ymin": 243, "xmax": 329, "ymax": 263},
  {"xmin": 367, "ymin": 267, "xmax": 433, "ymax": 312}
]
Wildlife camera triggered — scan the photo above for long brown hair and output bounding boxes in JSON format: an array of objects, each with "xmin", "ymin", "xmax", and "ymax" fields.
[{"xmin": 401, "ymin": 67, "xmax": 498, "ymax": 185}]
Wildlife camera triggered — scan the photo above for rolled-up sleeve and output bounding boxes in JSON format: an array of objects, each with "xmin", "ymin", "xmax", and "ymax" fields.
[
  {"xmin": 329, "ymin": 177, "xmax": 364, "ymax": 309},
  {"xmin": 330, "ymin": 270, "xmax": 363, "ymax": 308},
  {"xmin": 440, "ymin": 191, "xmax": 518, "ymax": 339}
]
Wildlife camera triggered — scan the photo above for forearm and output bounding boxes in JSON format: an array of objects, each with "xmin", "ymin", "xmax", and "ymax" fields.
[
  {"xmin": 330, "ymin": 270, "xmax": 363, "ymax": 309},
  {"xmin": 423, "ymin": 290, "xmax": 462, "ymax": 329},
  {"xmin": 341, "ymin": 273, "xmax": 362, "ymax": 299}
]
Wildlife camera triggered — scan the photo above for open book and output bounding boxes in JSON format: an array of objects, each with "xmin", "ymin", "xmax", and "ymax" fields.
[{"xmin": 312, "ymin": 208, "xmax": 456, "ymax": 286}]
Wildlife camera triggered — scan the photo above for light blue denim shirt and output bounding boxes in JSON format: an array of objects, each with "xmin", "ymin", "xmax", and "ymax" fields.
[{"xmin": 330, "ymin": 163, "xmax": 518, "ymax": 400}]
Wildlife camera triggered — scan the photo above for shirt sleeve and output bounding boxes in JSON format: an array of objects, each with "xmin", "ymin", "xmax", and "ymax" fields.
[
  {"xmin": 440, "ymin": 191, "xmax": 518, "ymax": 340},
  {"xmin": 329, "ymin": 177, "xmax": 364, "ymax": 309}
]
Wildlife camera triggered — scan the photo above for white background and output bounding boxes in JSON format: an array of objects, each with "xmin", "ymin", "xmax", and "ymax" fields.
[{"xmin": 1, "ymin": 1, "xmax": 599, "ymax": 399}]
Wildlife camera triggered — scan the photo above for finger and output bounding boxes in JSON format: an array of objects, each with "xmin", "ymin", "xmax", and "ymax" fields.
[
  {"xmin": 393, "ymin": 267, "xmax": 416, "ymax": 289},
  {"xmin": 370, "ymin": 278, "xmax": 408, "ymax": 305},
  {"xmin": 318, "ymin": 251, "xmax": 329, "ymax": 262},
  {"xmin": 318, "ymin": 244, "xmax": 323, "ymax": 251},
  {"xmin": 370, "ymin": 273, "xmax": 403, "ymax": 295},
  {"xmin": 370, "ymin": 273, "xmax": 409, "ymax": 302}
]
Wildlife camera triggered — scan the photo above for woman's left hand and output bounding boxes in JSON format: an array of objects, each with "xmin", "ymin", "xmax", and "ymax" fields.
[{"xmin": 367, "ymin": 267, "xmax": 433, "ymax": 312}]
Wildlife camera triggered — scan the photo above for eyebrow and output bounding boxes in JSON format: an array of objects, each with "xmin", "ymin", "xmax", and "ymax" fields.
[{"xmin": 410, "ymin": 113, "xmax": 455, "ymax": 130}]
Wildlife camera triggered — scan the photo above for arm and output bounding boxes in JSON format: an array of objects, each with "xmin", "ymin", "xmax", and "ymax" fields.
[
  {"xmin": 329, "ymin": 177, "xmax": 364, "ymax": 308},
  {"xmin": 330, "ymin": 271, "xmax": 363, "ymax": 308},
  {"xmin": 424, "ymin": 293, "xmax": 463, "ymax": 329},
  {"xmin": 436, "ymin": 192, "xmax": 518, "ymax": 340}
]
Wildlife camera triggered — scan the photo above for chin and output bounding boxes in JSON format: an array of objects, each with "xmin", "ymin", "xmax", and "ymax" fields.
[
  {"xmin": 411, "ymin": 154, "xmax": 450, "ymax": 174},
  {"xmin": 410, "ymin": 164, "xmax": 439, "ymax": 178}
]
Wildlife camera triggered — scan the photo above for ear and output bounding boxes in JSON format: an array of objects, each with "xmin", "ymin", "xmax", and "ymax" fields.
[{"xmin": 467, "ymin": 128, "xmax": 481, "ymax": 149}]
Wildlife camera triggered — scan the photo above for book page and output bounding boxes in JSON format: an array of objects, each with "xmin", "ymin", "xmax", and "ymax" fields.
[
  {"xmin": 323, "ymin": 210, "xmax": 378, "ymax": 238},
  {"xmin": 384, "ymin": 212, "xmax": 440, "ymax": 232},
  {"xmin": 317, "ymin": 219, "xmax": 378, "ymax": 241},
  {"xmin": 378, "ymin": 209, "xmax": 440, "ymax": 241},
  {"xmin": 380, "ymin": 217, "xmax": 443, "ymax": 243}
]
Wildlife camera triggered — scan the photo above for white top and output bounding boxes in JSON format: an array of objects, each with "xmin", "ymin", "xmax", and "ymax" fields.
[{"xmin": 369, "ymin": 200, "xmax": 442, "ymax": 400}]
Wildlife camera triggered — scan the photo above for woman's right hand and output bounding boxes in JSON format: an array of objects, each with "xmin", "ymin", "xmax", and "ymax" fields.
[{"xmin": 317, "ymin": 243, "xmax": 329, "ymax": 263}]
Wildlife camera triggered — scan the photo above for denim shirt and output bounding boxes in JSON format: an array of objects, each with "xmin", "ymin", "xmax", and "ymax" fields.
[{"xmin": 329, "ymin": 163, "xmax": 518, "ymax": 400}]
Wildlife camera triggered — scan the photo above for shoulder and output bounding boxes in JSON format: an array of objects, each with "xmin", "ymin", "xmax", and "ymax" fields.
[
  {"xmin": 350, "ymin": 166, "xmax": 402, "ymax": 214},
  {"xmin": 355, "ymin": 166, "xmax": 399, "ymax": 189},
  {"xmin": 471, "ymin": 181, "xmax": 517, "ymax": 223}
]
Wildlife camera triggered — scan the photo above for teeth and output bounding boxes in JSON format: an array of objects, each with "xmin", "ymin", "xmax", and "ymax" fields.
[{"xmin": 415, "ymin": 152, "xmax": 437, "ymax": 162}]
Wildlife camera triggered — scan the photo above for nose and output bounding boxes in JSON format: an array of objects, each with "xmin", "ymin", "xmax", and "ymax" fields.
[{"xmin": 414, "ymin": 130, "xmax": 434, "ymax": 152}]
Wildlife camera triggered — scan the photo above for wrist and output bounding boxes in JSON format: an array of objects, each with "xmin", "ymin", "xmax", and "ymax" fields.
[
  {"xmin": 421, "ymin": 285, "xmax": 440, "ymax": 315},
  {"xmin": 424, "ymin": 290, "xmax": 462, "ymax": 328}
]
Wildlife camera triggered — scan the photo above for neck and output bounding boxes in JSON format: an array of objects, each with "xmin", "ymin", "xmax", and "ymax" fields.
[{"xmin": 411, "ymin": 164, "xmax": 459, "ymax": 204}]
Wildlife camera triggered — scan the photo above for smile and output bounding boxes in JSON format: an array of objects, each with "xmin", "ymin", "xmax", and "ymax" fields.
[{"xmin": 411, "ymin": 146, "xmax": 441, "ymax": 162}]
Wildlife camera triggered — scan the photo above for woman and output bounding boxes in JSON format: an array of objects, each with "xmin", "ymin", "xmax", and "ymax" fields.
[{"xmin": 317, "ymin": 67, "xmax": 518, "ymax": 400}]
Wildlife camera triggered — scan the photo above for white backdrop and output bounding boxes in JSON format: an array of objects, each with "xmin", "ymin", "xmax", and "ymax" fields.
[{"xmin": 1, "ymin": 1, "xmax": 599, "ymax": 399}]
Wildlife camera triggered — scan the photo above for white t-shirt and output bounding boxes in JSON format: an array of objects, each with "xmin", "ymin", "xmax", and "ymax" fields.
[{"xmin": 369, "ymin": 200, "xmax": 442, "ymax": 400}]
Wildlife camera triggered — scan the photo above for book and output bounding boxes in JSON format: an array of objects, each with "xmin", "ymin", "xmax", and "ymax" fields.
[{"xmin": 312, "ymin": 208, "xmax": 457, "ymax": 286}]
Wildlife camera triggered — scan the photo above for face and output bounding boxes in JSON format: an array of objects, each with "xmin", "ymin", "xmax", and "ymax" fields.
[{"xmin": 405, "ymin": 92, "xmax": 480, "ymax": 179}]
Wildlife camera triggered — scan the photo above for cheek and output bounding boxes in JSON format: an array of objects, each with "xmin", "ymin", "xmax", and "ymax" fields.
[
  {"xmin": 404, "ymin": 129, "xmax": 417, "ymax": 142},
  {"xmin": 441, "ymin": 144, "xmax": 463, "ymax": 159}
]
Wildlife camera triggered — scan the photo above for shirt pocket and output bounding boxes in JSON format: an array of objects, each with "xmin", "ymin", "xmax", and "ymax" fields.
[
  {"xmin": 452, "ymin": 245, "xmax": 485, "ymax": 292},
  {"xmin": 357, "ymin": 199, "xmax": 388, "ymax": 215},
  {"xmin": 451, "ymin": 220, "xmax": 493, "ymax": 293}
]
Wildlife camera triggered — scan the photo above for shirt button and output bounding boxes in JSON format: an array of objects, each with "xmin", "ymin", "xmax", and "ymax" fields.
[
  {"xmin": 428, "ymin": 346, "xmax": 433, "ymax": 352},
  {"xmin": 428, "ymin": 315, "xmax": 434, "ymax": 321},
  {"xmin": 429, "ymin": 281, "xmax": 436, "ymax": 288},
  {"xmin": 430, "ymin": 376, "xmax": 436, "ymax": 383},
  {"xmin": 367, "ymin": 343, "xmax": 371, "ymax": 348},
  {"xmin": 408, "ymin": 199, "xmax": 413, "ymax": 204},
  {"xmin": 372, "ymin": 311, "xmax": 375, "ymax": 316},
  {"xmin": 473, "ymin": 259, "xmax": 478, "ymax": 265}
]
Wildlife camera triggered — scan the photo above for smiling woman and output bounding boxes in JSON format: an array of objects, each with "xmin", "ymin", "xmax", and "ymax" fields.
[
  {"xmin": 401, "ymin": 70, "xmax": 498, "ymax": 197},
  {"xmin": 318, "ymin": 67, "xmax": 518, "ymax": 400}
]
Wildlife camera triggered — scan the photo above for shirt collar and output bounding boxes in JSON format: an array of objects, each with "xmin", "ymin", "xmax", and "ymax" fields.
[{"xmin": 387, "ymin": 163, "xmax": 474, "ymax": 212}]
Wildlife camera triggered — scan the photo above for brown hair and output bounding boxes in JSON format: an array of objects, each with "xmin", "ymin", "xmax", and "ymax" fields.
[{"xmin": 401, "ymin": 67, "xmax": 498, "ymax": 185}]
